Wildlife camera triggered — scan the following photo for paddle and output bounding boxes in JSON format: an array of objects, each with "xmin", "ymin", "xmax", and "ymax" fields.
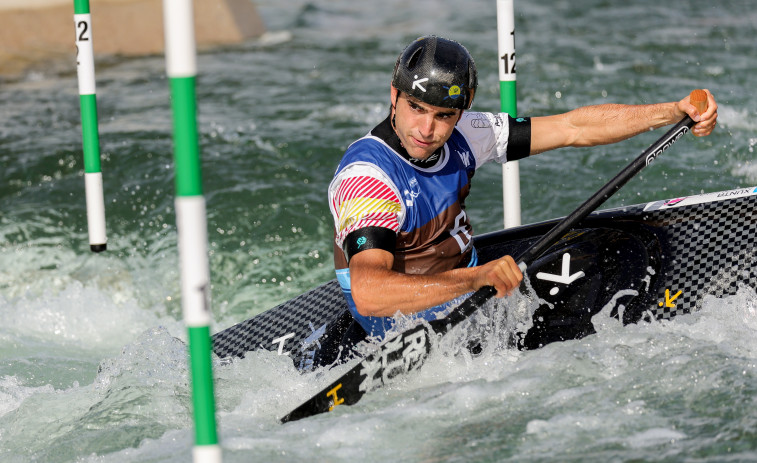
[{"xmin": 280, "ymin": 90, "xmax": 709, "ymax": 423}]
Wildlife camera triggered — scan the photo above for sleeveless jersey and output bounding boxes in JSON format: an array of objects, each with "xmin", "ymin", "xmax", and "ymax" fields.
[{"xmin": 328, "ymin": 111, "xmax": 526, "ymax": 337}]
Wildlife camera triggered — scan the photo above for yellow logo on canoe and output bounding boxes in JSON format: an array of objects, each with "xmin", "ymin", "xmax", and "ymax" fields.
[
  {"xmin": 327, "ymin": 383, "xmax": 344, "ymax": 411},
  {"xmin": 658, "ymin": 288, "xmax": 682, "ymax": 308}
]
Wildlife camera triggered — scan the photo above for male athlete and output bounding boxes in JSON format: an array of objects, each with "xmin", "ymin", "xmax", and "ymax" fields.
[{"xmin": 328, "ymin": 35, "xmax": 718, "ymax": 339}]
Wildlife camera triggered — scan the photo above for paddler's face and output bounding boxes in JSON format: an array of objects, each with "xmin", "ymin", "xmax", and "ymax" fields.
[{"xmin": 390, "ymin": 86, "xmax": 462, "ymax": 161}]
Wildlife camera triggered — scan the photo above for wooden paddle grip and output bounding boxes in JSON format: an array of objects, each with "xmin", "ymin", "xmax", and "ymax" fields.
[{"xmin": 690, "ymin": 89, "xmax": 708, "ymax": 115}]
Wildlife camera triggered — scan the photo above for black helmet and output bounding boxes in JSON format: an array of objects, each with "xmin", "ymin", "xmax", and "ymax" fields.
[{"xmin": 391, "ymin": 36, "xmax": 477, "ymax": 110}]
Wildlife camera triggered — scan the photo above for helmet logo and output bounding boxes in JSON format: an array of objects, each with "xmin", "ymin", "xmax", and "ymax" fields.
[
  {"xmin": 412, "ymin": 74, "xmax": 429, "ymax": 92},
  {"xmin": 446, "ymin": 85, "xmax": 462, "ymax": 100}
]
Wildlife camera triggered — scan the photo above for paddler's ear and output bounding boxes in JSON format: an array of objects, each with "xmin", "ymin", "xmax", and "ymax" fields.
[
  {"xmin": 390, "ymin": 85, "xmax": 400, "ymax": 109},
  {"xmin": 390, "ymin": 84, "xmax": 399, "ymax": 101},
  {"xmin": 390, "ymin": 85, "xmax": 402, "ymax": 121}
]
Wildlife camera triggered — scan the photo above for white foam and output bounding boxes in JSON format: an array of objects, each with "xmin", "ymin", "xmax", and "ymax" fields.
[
  {"xmin": 626, "ymin": 427, "xmax": 687, "ymax": 448},
  {"xmin": 0, "ymin": 375, "xmax": 55, "ymax": 417},
  {"xmin": 0, "ymin": 280, "xmax": 178, "ymax": 349}
]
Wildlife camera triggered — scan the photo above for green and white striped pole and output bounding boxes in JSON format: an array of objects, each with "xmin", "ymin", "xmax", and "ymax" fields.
[
  {"xmin": 497, "ymin": 0, "xmax": 522, "ymax": 228},
  {"xmin": 73, "ymin": 0, "xmax": 107, "ymax": 252},
  {"xmin": 162, "ymin": 1, "xmax": 221, "ymax": 461}
]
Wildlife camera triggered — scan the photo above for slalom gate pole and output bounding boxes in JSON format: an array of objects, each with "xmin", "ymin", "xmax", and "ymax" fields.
[
  {"xmin": 73, "ymin": 0, "xmax": 107, "ymax": 252},
  {"xmin": 162, "ymin": 1, "xmax": 221, "ymax": 461},
  {"xmin": 497, "ymin": 0, "xmax": 522, "ymax": 228}
]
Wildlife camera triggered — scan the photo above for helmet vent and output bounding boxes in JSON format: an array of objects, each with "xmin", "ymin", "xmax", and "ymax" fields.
[{"xmin": 406, "ymin": 47, "xmax": 423, "ymax": 71}]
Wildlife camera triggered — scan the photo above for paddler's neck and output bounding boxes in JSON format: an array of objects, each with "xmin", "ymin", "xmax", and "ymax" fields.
[{"xmin": 372, "ymin": 116, "xmax": 443, "ymax": 168}]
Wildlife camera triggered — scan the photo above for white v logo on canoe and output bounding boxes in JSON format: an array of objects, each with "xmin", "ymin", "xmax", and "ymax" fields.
[{"xmin": 535, "ymin": 253, "xmax": 585, "ymax": 295}]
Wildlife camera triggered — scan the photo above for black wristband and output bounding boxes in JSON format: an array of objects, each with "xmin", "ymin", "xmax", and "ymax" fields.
[
  {"xmin": 506, "ymin": 116, "xmax": 531, "ymax": 162},
  {"xmin": 343, "ymin": 227, "xmax": 396, "ymax": 262}
]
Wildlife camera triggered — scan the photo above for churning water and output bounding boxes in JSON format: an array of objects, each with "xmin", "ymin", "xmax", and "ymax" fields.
[{"xmin": 1, "ymin": 0, "xmax": 756, "ymax": 461}]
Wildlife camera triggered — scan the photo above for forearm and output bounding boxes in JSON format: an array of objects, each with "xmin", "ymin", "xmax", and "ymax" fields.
[
  {"xmin": 348, "ymin": 250, "xmax": 522, "ymax": 317},
  {"xmin": 530, "ymin": 102, "xmax": 680, "ymax": 154},
  {"xmin": 351, "ymin": 265, "xmax": 479, "ymax": 317},
  {"xmin": 564, "ymin": 102, "xmax": 680, "ymax": 146}
]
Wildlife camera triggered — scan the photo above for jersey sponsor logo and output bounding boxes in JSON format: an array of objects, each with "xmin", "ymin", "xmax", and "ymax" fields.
[
  {"xmin": 450, "ymin": 210, "xmax": 473, "ymax": 253},
  {"xmin": 469, "ymin": 114, "xmax": 492, "ymax": 129},
  {"xmin": 456, "ymin": 149, "xmax": 471, "ymax": 167},
  {"xmin": 403, "ymin": 177, "xmax": 420, "ymax": 207}
]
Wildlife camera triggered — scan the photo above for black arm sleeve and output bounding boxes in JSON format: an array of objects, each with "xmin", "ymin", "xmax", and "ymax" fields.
[
  {"xmin": 343, "ymin": 227, "xmax": 396, "ymax": 263},
  {"xmin": 506, "ymin": 116, "xmax": 531, "ymax": 162}
]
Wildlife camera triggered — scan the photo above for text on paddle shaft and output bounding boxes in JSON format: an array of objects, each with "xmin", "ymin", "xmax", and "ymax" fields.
[
  {"xmin": 358, "ymin": 327, "xmax": 429, "ymax": 393},
  {"xmin": 645, "ymin": 125, "xmax": 689, "ymax": 165}
]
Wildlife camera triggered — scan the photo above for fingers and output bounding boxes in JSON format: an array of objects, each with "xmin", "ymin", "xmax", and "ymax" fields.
[
  {"xmin": 488, "ymin": 255, "xmax": 524, "ymax": 298},
  {"xmin": 692, "ymin": 118, "xmax": 716, "ymax": 137},
  {"xmin": 689, "ymin": 89, "xmax": 718, "ymax": 137}
]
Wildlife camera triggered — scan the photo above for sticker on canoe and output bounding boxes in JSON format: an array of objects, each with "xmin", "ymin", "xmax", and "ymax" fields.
[
  {"xmin": 643, "ymin": 186, "xmax": 757, "ymax": 212},
  {"xmin": 535, "ymin": 253, "xmax": 586, "ymax": 295}
]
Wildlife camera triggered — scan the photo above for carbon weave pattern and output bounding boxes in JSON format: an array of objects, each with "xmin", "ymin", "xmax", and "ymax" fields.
[
  {"xmin": 212, "ymin": 279, "xmax": 347, "ymax": 359},
  {"xmin": 650, "ymin": 195, "xmax": 757, "ymax": 319}
]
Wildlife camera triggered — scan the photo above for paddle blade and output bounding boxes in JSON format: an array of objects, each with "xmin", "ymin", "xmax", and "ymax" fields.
[
  {"xmin": 280, "ymin": 323, "xmax": 434, "ymax": 423},
  {"xmin": 690, "ymin": 89, "xmax": 708, "ymax": 115}
]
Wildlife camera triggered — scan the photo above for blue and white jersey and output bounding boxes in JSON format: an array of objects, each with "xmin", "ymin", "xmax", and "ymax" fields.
[{"xmin": 328, "ymin": 111, "xmax": 527, "ymax": 337}]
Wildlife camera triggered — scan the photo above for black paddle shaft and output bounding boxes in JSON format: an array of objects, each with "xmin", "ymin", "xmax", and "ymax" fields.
[
  {"xmin": 450, "ymin": 112, "xmax": 700, "ymax": 321},
  {"xmin": 281, "ymin": 94, "xmax": 706, "ymax": 423},
  {"xmin": 516, "ymin": 115, "xmax": 698, "ymax": 266}
]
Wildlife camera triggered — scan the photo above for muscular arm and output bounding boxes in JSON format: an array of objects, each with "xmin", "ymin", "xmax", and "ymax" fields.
[
  {"xmin": 349, "ymin": 248, "xmax": 522, "ymax": 317},
  {"xmin": 529, "ymin": 90, "xmax": 718, "ymax": 155}
]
